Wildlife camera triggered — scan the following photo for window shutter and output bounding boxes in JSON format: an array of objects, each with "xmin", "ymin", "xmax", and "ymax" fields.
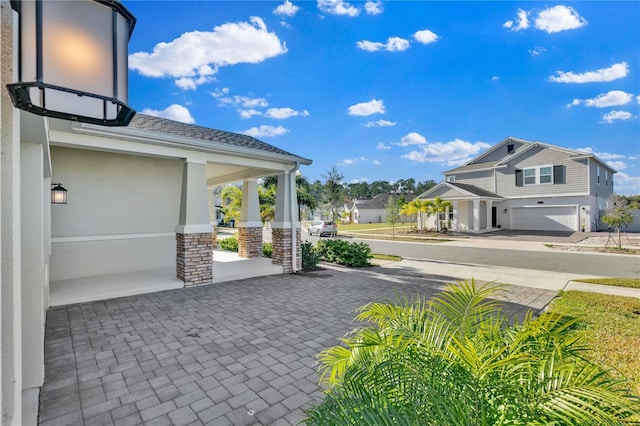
[
  {"xmin": 515, "ymin": 169, "xmax": 523, "ymax": 187},
  {"xmin": 553, "ymin": 165, "xmax": 564, "ymax": 184}
]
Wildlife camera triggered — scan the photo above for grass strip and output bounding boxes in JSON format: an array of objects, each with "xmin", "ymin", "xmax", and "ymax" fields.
[{"xmin": 574, "ymin": 277, "xmax": 640, "ymax": 289}]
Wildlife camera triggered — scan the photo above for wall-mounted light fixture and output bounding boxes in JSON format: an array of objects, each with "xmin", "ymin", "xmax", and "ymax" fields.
[
  {"xmin": 6, "ymin": 0, "xmax": 136, "ymax": 126},
  {"xmin": 51, "ymin": 183, "xmax": 67, "ymax": 204},
  {"xmin": 503, "ymin": 208, "xmax": 508, "ymax": 213}
]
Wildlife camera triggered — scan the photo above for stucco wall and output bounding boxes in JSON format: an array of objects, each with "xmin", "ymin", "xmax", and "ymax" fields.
[{"xmin": 50, "ymin": 146, "xmax": 182, "ymax": 280}]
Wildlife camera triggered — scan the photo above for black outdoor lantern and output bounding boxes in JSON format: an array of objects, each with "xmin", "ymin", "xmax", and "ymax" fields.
[
  {"xmin": 51, "ymin": 183, "xmax": 67, "ymax": 204},
  {"xmin": 6, "ymin": 0, "xmax": 137, "ymax": 126}
]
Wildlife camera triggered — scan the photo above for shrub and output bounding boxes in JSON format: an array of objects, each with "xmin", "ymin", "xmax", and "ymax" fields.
[
  {"xmin": 301, "ymin": 241, "xmax": 320, "ymax": 271},
  {"xmin": 218, "ymin": 236, "xmax": 238, "ymax": 251},
  {"xmin": 316, "ymin": 239, "xmax": 372, "ymax": 267},
  {"xmin": 305, "ymin": 280, "xmax": 640, "ymax": 425},
  {"xmin": 262, "ymin": 241, "xmax": 272, "ymax": 258}
]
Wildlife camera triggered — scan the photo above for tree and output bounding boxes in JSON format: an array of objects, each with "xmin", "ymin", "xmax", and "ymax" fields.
[
  {"xmin": 258, "ymin": 184, "xmax": 276, "ymax": 224},
  {"xmin": 220, "ymin": 185, "xmax": 242, "ymax": 224},
  {"xmin": 346, "ymin": 182, "xmax": 372, "ymax": 199},
  {"xmin": 386, "ymin": 195, "xmax": 401, "ymax": 239},
  {"xmin": 305, "ymin": 280, "xmax": 639, "ymax": 425},
  {"xmin": 322, "ymin": 166, "xmax": 344, "ymax": 236},
  {"xmin": 415, "ymin": 179, "xmax": 437, "ymax": 196},
  {"xmin": 261, "ymin": 173, "xmax": 318, "ymax": 221},
  {"xmin": 428, "ymin": 196, "xmax": 453, "ymax": 232},
  {"xmin": 410, "ymin": 199, "xmax": 432, "ymax": 233},
  {"xmin": 602, "ymin": 194, "xmax": 634, "ymax": 249},
  {"xmin": 400, "ymin": 201, "xmax": 418, "ymax": 230}
]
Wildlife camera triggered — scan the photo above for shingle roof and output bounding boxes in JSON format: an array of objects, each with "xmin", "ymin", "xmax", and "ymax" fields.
[
  {"xmin": 128, "ymin": 114, "xmax": 300, "ymax": 158},
  {"xmin": 358, "ymin": 193, "xmax": 416, "ymax": 209},
  {"xmin": 448, "ymin": 182, "xmax": 501, "ymax": 198},
  {"xmin": 445, "ymin": 161, "xmax": 496, "ymax": 174}
]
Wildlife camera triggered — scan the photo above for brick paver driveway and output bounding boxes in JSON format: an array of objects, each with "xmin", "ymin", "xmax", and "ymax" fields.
[{"xmin": 40, "ymin": 265, "xmax": 556, "ymax": 425}]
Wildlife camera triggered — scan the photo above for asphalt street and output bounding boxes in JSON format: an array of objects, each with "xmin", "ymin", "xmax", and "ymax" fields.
[{"xmin": 303, "ymin": 234, "xmax": 640, "ymax": 279}]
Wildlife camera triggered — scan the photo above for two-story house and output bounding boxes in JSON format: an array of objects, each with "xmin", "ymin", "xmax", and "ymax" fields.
[{"xmin": 417, "ymin": 137, "xmax": 616, "ymax": 233}]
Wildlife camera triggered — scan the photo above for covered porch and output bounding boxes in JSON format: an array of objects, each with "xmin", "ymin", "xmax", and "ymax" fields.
[{"xmin": 418, "ymin": 182, "xmax": 504, "ymax": 233}]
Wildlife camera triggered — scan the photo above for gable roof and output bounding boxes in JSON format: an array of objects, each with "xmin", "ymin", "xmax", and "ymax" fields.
[
  {"xmin": 356, "ymin": 193, "xmax": 416, "ymax": 210},
  {"xmin": 418, "ymin": 182, "xmax": 503, "ymax": 200},
  {"xmin": 444, "ymin": 136, "xmax": 616, "ymax": 175}
]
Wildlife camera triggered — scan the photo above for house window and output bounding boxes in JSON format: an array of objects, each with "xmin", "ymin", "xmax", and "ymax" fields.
[
  {"xmin": 605, "ymin": 171, "xmax": 608, "ymax": 187},
  {"xmin": 597, "ymin": 166, "xmax": 600, "ymax": 184},
  {"xmin": 507, "ymin": 144, "xmax": 514, "ymax": 154},
  {"xmin": 539, "ymin": 166, "xmax": 552, "ymax": 184},
  {"xmin": 447, "ymin": 176, "xmax": 455, "ymax": 183},
  {"xmin": 523, "ymin": 168, "xmax": 536, "ymax": 185}
]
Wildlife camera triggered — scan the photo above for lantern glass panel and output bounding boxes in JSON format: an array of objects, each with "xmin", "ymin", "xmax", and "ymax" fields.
[{"xmin": 42, "ymin": 0, "xmax": 113, "ymax": 96}]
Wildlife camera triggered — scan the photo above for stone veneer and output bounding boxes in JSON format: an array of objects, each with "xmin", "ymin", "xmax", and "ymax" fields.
[
  {"xmin": 272, "ymin": 228, "xmax": 301, "ymax": 273},
  {"xmin": 238, "ymin": 227, "xmax": 263, "ymax": 258},
  {"xmin": 176, "ymin": 232, "xmax": 213, "ymax": 286}
]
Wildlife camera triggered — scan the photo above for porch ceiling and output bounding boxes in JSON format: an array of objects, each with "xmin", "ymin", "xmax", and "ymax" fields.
[{"xmin": 206, "ymin": 162, "xmax": 278, "ymax": 186}]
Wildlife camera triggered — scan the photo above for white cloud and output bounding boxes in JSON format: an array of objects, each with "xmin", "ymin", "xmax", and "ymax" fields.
[
  {"xmin": 574, "ymin": 147, "xmax": 626, "ymax": 161},
  {"xmin": 142, "ymin": 104, "xmax": 195, "ymax": 124},
  {"xmin": 274, "ymin": 0, "xmax": 299, "ymax": 17},
  {"xmin": 241, "ymin": 125, "xmax": 289, "ymax": 137},
  {"xmin": 317, "ymin": 0, "xmax": 360, "ymax": 17},
  {"xmin": 377, "ymin": 142, "xmax": 391, "ymax": 150},
  {"xmin": 364, "ymin": 0, "xmax": 382, "ymax": 15},
  {"xmin": 529, "ymin": 46, "xmax": 547, "ymax": 56},
  {"xmin": 393, "ymin": 132, "xmax": 427, "ymax": 147},
  {"xmin": 637, "ymin": 95, "xmax": 640, "ymax": 104},
  {"xmin": 264, "ymin": 107, "xmax": 309, "ymax": 119},
  {"xmin": 606, "ymin": 161, "xmax": 626, "ymax": 171},
  {"xmin": 338, "ymin": 157, "xmax": 368, "ymax": 166},
  {"xmin": 601, "ymin": 110, "xmax": 633, "ymax": 123},
  {"xmin": 535, "ymin": 5, "xmax": 587, "ymax": 33},
  {"xmin": 548, "ymin": 62, "xmax": 629, "ymax": 84},
  {"xmin": 401, "ymin": 139, "xmax": 491, "ymax": 166},
  {"xmin": 129, "ymin": 17, "xmax": 287, "ymax": 89},
  {"xmin": 503, "ymin": 8, "xmax": 529, "ymax": 31},
  {"xmin": 491, "ymin": 76, "xmax": 500, "ymax": 81},
  {"xmin": 239, "ymin": 109, "xmax": 262, "ymax": 119},
  {"xmin": 347, "ymin": 99, "xmax": 385, "ymax": 116},
  {"xmin": 349, "ymin": 178, "xmax": 370, "ymax": 184},
  {"xmin": 363, "ymin": 119, "xmax": 396, "ymax": 127},
  {"xmin": 570, "ymin": 90, "xmax": 634, "ymax": 108},
  {"xmin": 357, "ymin": 37, "xmax": 410, "ymax": 52},
  {"xmin": 372, "ymin": 160, "xmax": 381, "ymax": 165},
  {"xmin": 413, "ymin": 29, "xmax": 439, "ymax": 44},
  {"xmin": 611, "ymin": 171, "xmax": 640, "ymax": 195}
]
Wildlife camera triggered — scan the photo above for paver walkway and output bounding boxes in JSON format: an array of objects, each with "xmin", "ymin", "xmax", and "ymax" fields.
[{"xmin": 40, "ymin": 266, "xmax": 556, "ymax": 426}]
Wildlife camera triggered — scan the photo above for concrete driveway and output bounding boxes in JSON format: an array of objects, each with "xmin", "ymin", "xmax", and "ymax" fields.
[{"xmin": 39, "ymin": 266, "xmax": 556, "ymax": 426}]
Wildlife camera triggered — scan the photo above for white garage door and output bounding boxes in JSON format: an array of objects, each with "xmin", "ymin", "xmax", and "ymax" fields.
[{"xmin": 511, "ymin": 206, "xmax": 577, "ymax": 231}]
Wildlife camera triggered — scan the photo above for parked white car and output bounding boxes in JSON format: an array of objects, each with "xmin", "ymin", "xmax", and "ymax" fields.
[{"xmin": 307, "ymin": 221, "xmax": 337, "ymax": 237}]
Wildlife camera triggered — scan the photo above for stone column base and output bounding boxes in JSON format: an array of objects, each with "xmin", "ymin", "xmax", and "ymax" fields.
[
  {"xmin": 238, "ymin": 226, "xmax": 263, "ymax": 258},
  {"xmin": 272, "ymin": 228, "xmax": 301, "ymax": 273},
  {"xmin": 176, "ymin": 232, "xmax": 213, "ymax": 286}
]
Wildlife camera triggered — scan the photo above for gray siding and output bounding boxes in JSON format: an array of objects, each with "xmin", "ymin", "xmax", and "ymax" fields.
[
  {"xmin": 589, "ymin": 158, "xmax": 615, "ymax": 199},
  {"xmin": 496, "ymin": 145, "xmax": 588, "ymax": 197},
  {"xmin": 453, "ymin": 170, "xmax": 494, "ymax": 193},
  {"xmin": 472, "ymin": 140, "xmax": 527, "ymax": 164}
]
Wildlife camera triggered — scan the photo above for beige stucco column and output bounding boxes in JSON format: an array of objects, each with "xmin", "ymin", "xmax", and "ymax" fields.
[
  {"xmin": 473, "ymin": 199, "xmax": 480, "ymax": 232},
  {"xmin": 175, "ymin": 160, "xmax": 213, "ymax": 286},
  {"xmin": 237, "ymin": 179, "xmax": 263, "ymax": 258},
  {"xmin": 485, "ymin": 200, "xmax": 493, "ymax": 231},
  {"xmin": 271, "ymin": 171, "xmax": 301, "ymax": 272}
]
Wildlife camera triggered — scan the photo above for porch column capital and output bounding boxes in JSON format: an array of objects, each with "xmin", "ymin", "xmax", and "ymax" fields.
[{"xmin": 175, "ymin": 161, "xmax": 212, "ymax": 234}]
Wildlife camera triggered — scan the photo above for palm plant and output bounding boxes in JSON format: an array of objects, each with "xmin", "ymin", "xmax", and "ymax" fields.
[
  {"xmin": 428, "ymin": 195, "xmax": 453, "ymax": 232},
  {"xmin": 305, "ymin": 280, "xmax": 639, "ymax": 425},
  {"xmin": 220, "ymin": 185, "xmax": 242, "ymax": 224},
  {"xmin": 399, "ymin": 201, "xmax": 418, "ymax": 230},
  {"xmin": 409, "ymin": 199, "xmax": 432, "ymax": 233}
]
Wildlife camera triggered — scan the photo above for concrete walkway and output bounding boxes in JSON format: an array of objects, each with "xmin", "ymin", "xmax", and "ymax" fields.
[{"xmin": 40, "ymin": 266, "xmax": 556, "ymax": 426}]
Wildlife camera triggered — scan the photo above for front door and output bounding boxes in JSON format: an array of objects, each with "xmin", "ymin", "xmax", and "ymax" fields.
[{"xmin": 491, "ymin": 206, "xmax": 497, "ymax": 227}]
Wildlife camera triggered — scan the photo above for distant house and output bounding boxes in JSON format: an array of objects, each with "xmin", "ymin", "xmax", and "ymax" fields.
[
  {"xmin": 350, "ymin": 193, "xmax": 417, "ymax": 224},
  {"xmin": 417, "ymin": 137, "xmax": 615, "ymax": 233}
]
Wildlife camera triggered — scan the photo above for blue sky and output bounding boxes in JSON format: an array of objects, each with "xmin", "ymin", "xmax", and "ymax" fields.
[{"xmin": 124, "ymin": 1, "xmax": 640, "ymax": 194}]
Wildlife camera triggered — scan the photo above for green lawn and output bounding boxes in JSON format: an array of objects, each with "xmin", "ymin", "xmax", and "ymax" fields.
[
  {"xmin": 548, "ymin": 291, "xmax": 640, "ymax": 396},
  {"xmin": 575, "ymin": 277, "xmax": 640, "ymax": 289}
]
